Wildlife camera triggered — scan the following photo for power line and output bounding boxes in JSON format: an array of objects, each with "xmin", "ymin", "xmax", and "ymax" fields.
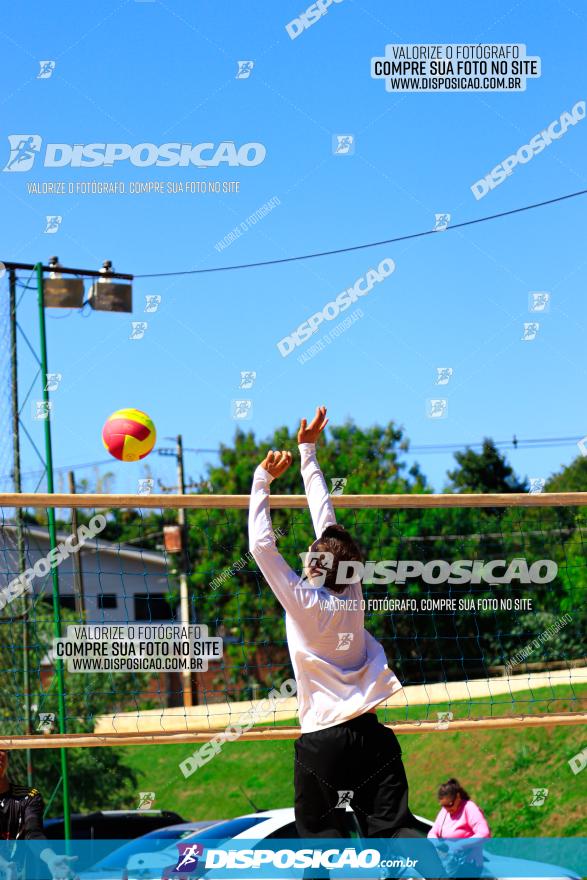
[
  {"xmin": 410, "ymin": 436, "xmax": 584, "ymax": 454},
  {"xmin": 1, "ymin": 434, "xmax": 582, "ymax": 484},
  {"xmin": 134, "ymin": 188, "xmax": 587, "ymax": 279}
]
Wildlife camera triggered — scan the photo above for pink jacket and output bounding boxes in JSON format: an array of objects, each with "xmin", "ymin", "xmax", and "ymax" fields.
[{"xmin": 427, "ymin": 799, "xmax": 491, "ymax": 839}]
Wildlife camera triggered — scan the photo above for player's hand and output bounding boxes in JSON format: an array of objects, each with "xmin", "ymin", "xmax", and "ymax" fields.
[
  {"xmin": 260, "ymin": 450, "xmax": 292, "ymax": 479},
  {"xmin": 297, "ymin": 406, "xmax": 329, "ymax": 444}
]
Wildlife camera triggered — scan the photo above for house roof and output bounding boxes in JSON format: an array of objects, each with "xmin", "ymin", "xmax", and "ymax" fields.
[{"xmin": 1, "ymin": 523, "xmax": 169, "ymax": 568}]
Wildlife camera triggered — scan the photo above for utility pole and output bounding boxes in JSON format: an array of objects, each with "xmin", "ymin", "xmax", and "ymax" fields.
[
  {"xmin": 176, "ymin": 435, "xmax": 193, "ymax": 708},
  {"xmin": 68, "ymin": 471, "xmax": 85, "ymax": 619},
  {"xmin": 159, "ymin": 435, "xmax": 195, "ymax": 708}
]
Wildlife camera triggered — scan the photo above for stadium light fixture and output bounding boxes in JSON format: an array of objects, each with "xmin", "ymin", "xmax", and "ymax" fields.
[
  {"xmin": 88, "ymin": 260, "xmax": 133, "ymax": 312},
  {"xmin": 42, "ymin": 256, "xmax": 85, "ymax": 308}
]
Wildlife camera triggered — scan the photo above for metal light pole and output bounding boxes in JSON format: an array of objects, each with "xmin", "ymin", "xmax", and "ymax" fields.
[
  {"xmin": 9, "ymin": 268, "xmax": 33, "ymax": 786},
  {"xmin": 1, "ymin": 257, "xmax": 134, "ymax": 840},
  {"xmin": 35, "ymin": 262, "xmax": 71, "ymax": 842}
]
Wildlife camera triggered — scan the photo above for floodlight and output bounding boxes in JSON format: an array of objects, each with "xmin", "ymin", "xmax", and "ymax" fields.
[
  {"xmin": 88, "ymin": 260, "xmax": 133, "ymax": 312},
  {"xmin": 43, "ymin": 256, "xmax": 84, "ymax": 308}
]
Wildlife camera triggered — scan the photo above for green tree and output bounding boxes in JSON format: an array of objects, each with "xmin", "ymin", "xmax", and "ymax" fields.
[
  {"xmin": 0, "ymin": 607, "xmax": 149, "ymax": 815},
  {"xmin": 446, "ymin": 439, "xmax": 528, "ymax": 493}
]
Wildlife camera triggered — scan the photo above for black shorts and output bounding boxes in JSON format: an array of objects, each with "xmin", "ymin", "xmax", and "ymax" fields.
[{"xmin": 294, "ymin": 712, "xmax": 445, "ymax": 876}]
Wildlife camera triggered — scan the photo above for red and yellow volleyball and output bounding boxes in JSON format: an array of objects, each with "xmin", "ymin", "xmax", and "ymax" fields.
[{"xmin": 102, "ymin": 408, "xmax": 156, "ymax": 462}]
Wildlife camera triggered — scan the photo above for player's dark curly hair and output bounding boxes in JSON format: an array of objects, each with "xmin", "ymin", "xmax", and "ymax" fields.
[
  {"xmin": 310, "ymin": 524, "xmax": 364, "ymax": 595},
  {"xmin": 437, "ymin": 778, "xmax": 470, "ymax": 802}
]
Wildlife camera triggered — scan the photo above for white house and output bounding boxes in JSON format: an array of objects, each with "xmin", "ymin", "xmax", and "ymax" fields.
[{"xmin": 0, "ymin": 523, "xmax": 175, "ymax": 623}]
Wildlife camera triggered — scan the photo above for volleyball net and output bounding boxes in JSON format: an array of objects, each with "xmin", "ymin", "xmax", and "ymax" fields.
[{"xmin": 0, "ymin": 491, "xmax": 586, "ymax": 749}]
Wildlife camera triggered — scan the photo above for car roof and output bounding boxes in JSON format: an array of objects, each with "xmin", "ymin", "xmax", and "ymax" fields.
[
  {"xmin": 162, "ymin": 809, "xmax": 431, "ymax": 833},
  {"xmin": 139, "ymin": 822, "xmax": 222, "ymax": 835},
  {"xmin": 46, "ymin": 811, "xmax": 181, "ymax": 822}
]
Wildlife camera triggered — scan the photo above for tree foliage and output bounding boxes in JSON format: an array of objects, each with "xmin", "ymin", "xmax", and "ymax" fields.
[{"xmin": 0, "ymin": 608, "xmax": 147, "ymax": 814}]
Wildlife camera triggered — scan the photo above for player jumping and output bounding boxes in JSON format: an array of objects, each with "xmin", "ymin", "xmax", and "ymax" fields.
[{"xmin": 248, "ymin": 407, "xmax": 444, "ymax": 872}]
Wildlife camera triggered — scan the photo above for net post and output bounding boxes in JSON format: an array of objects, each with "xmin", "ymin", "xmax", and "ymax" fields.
[{"xmin": 36, "ymin": 261, "xmax": 71, "ymax": 843}]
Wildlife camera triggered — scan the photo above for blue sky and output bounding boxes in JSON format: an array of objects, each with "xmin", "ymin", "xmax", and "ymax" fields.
[{"xmin": 1, "ymin": 0, "xmax": 586, "ymax": 493}]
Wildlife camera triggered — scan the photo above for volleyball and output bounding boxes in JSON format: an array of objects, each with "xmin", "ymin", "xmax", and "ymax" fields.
[{"xmin": 102, "ymin": 408, "xmax": 156, "ymax": 462}]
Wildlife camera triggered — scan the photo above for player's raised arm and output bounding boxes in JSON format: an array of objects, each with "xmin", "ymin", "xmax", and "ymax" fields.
[
  {"xmin": 298, "ymin": 406, "xmax": 336, "ymax": 538},
  {"xmin": 248, "ymin": 450, "xmax": 302, "ymax": 615}
]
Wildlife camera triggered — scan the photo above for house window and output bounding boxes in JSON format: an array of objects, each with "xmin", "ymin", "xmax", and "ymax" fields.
[
  {"xmin": 134, "ymin": 593, "xmax": 173, "ymax": 621},
  {"xmin": 97, "ymin": 594, "xmax": 118, "ymax": 609}
]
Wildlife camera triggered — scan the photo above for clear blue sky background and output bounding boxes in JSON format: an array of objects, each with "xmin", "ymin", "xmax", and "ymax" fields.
[{"xmin": 1, "ymin": 0, "xmax": 586, "ymax": 493}]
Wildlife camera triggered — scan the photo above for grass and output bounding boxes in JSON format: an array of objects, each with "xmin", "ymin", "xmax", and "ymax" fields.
[{"xmin": 121, "ymin": 683, "xmax": 586, "ymax": 837}]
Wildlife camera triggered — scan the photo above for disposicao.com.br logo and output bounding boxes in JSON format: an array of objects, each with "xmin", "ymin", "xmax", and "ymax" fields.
[
  {"xmin": 200, "ymin": 846, "xmax": 393, "ymax": 872},
  {"xmin": 3, "ymin": 135, "xmax": 266, "ymax": 172}
]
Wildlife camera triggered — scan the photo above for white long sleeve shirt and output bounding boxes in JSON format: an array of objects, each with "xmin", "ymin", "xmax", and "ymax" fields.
[{"xmin": 248, "ymin": 442, "xmax": 402, "ymax": 733}]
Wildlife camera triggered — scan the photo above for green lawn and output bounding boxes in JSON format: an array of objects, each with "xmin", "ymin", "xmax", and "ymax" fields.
[{"xmin": 122, "ymin": 683, "xmax": 586, "ymax": 837}]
